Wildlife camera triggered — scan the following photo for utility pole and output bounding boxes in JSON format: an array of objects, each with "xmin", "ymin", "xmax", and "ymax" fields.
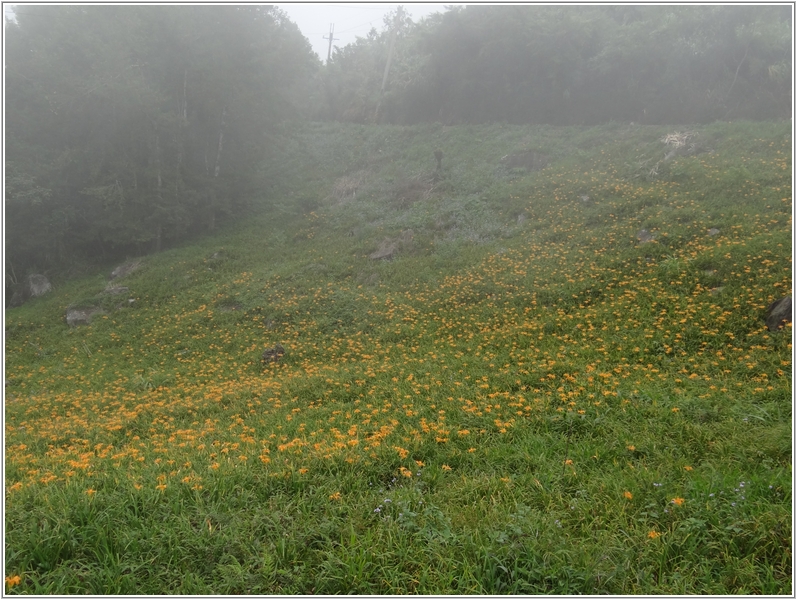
[
  {"xmin": 374, "ymin": 6, "xmax": 403, "ymax": 122},
  {"xmin": 323, "ymin": 23, "xmax": 338, "ymax": 62}
]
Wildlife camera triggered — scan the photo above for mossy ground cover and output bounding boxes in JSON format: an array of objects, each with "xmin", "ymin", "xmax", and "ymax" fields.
[{"xmin": 4, "ymin": 120, "xmax": 792, "ymax": 594}]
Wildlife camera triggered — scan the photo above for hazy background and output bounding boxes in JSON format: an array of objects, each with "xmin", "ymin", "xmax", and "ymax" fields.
[
  {"xmin": 276, "ymin": 3, "xmax": 449, "ymax": 62},
  {"xmin": 4, "ymin": 4, "xmax": 791, "ymax": 290}
]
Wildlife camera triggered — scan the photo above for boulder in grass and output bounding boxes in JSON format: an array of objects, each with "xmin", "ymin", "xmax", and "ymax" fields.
[
  {"xmin": 103, "ymin": 284, "xmax": 130, "ymax": 296},
  {"xmin": 262, "ymin": 344, "xmax": 285, "ymax": 364},
  {"xmin": 369, "ymin": 229, "xmax": 414, "ymax": 261},
  {"xmin": 637, "ymin": 229, "xmax": 656, "ymax": 243},
  {"xmin": 369, "ymin": 241, "xmax": 398, "ymax": 260},
  {"xmin": 110, "ymin": 260, "xmax": 142, "ymax": 280},
  {"xmin": 27, "ymin": 274, "xmax": 52, "ymax": 297},
  {"xmin": 8, "ymin": 274, "xmax": 52, "ymax": 307},
  {"xmin": 765, "ymin": 296, "xmax": 792, "ymax": 332},
  {"xmin": 66, "ymin": 306, "xmax": 105, "ymax": 327}
]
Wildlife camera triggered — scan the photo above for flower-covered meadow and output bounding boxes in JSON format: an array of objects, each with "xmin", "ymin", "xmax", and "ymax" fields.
[{"xmin": 4, "ymin": 120, "xmax": 791, "ymax": 594}]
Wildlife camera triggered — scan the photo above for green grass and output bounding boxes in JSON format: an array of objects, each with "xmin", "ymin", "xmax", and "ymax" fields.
[{"xmin": 4, "ymin": 119, "xmax": 792, "ymax": 594}]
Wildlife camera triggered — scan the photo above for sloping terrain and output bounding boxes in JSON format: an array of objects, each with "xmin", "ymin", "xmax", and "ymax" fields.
[{"xmin": 4, "ymin": 120, "xmax": 792, "ymax": 594}]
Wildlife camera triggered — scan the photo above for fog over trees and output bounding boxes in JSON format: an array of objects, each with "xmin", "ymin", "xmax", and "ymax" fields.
[
  {"xmin": 4, "ymin": 5, "xmax": 791, "ymax": 291},
  {"xmin": 5, "ymin": 5, "xmax": 317, "ymax": 283},
  {"xmin": 321, "ymin": 5, "xmax": 791, "ymax": 125}
]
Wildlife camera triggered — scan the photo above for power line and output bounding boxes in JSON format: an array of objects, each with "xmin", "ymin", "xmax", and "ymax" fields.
[
  {"xmin": 334, "ymin": 19, "xmax": 380, "ymax": 34},
  {"xmin": 305, "ymin": 17, "xmax": 379, "ymax": 36}
]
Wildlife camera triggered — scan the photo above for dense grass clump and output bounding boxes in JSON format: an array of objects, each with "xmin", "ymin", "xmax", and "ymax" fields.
[{"xmin": 5, "ymin": 120, "xmax": 791, "ymax": 594}]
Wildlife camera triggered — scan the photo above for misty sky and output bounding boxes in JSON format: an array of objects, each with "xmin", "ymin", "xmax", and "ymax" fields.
[
  {"xmin": 276, "ymin": 3, "xmax": 450, "ymax": 62},
  {"xmin": 4, "ymin": 4, "xmax": 451, "ymax": 62}
]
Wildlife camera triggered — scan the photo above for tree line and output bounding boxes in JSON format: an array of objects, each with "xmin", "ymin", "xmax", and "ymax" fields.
[
  {"xmin": 4, "ymin": 5, "xmax": 791, "ymax": 299},
  {"xmin": 320, "ymin": 5, "xmax": 791, "ymax": 125},
  {"xmin": 5, "ymin": 5, "xmax": 317, "ymax": 292}
]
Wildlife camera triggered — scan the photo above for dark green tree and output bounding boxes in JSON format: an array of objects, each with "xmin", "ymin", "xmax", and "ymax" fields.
[{"xmin": 5, "ymin": 5, "xmax": 317, "ymax": 288}]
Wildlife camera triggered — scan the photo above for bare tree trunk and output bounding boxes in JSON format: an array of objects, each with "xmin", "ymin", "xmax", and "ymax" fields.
[
  {"xmin": 174, "ymin": 141, "xmax": 182, "ymax": 206},
  {"xmin": 155, "ymin": 132, "xmax": 163, "ymax": 190},
  {"xmin": 182, "ymin": 69, "xmax": 188, "ymax": 122},
  {"xmin": 214, "ymin": 106, "xmax": 227, "ymax": 178},
  {"xmin": 154, "ymin": 128, "xmax": 163, "ymax": 251},
  {"xmin": 374, "ymin": 7, "xmax": 402, "ymax": 123},
  {"xmin": 208, "ymin": 191, "xmax": 216, "ymax": 231}
]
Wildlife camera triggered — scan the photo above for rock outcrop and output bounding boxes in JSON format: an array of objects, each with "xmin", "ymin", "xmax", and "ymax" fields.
[
  {"xmin": 369, "ymin": 229, "xmax": 414, "ymax": 261},
  {"xmin": 110, "ymin": 260, "xmax": 142, "ymax": 280},
  {"xmin": 637, "ymin": 229, "xmax": 656, "ymax": 243},
  {"xmin": 8, "ymin": 274, "xmax": 53, "ymax": 307},
  {"xmin": 262, "ymin": 344, "xmax": 285, "ymax": 364},
  {"xmin": 66, "ymin": 306, "xmax": 105, "ymax": 327},
  {"xmin": 766, "ymin": 296, "xmax": 792, "ymax": 332}
]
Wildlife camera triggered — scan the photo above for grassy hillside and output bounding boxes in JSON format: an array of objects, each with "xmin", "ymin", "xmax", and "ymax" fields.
[{"xmin": 4, "ymin": 120, "xmax": 792, "ymax": 594}]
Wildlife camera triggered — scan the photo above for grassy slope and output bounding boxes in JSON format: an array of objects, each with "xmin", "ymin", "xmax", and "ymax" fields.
[{"xmin": 4, "ymin": 120, "xmax": 792, "ymax": 594}]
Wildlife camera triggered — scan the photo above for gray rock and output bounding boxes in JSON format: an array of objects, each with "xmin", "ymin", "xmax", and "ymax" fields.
[
  {"xmin": 369, "ymin": 241, "xmax": 398, "ymax": 260},
  {"xmin": 369, "ymin": 229, "xmax": 414, "ymax": 260},
  {"xmin": 8, "ymin": 274, "xmax": 52, "ymax": 307},
  {"xmin": 66, "ymin": 307, "xmax": 105, "ymax": 327},
  {"xmin": 262, "ymin": 344, "xmax": 285, "ymax": 364},
  {"xmin": 708, "ymin": 228, "xmax": 720, "ymax": 236},
  {"xmin": 27, "ymin": 274, "xmax": 52, "ymax": 297},
  {"xmin": 637, "ymin": 229, "xmax": 656, "ymax": 243},
  {"xmin": 765, "ymin": 296, "xmax": 792, "ymax": 332},
  {"xmin": 104, "ymin": 284, "xmax": 129, "ymax": 296},
  {"xmin": 110, "ymin": 260, "xmax": 141, "ymax": 280}
]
